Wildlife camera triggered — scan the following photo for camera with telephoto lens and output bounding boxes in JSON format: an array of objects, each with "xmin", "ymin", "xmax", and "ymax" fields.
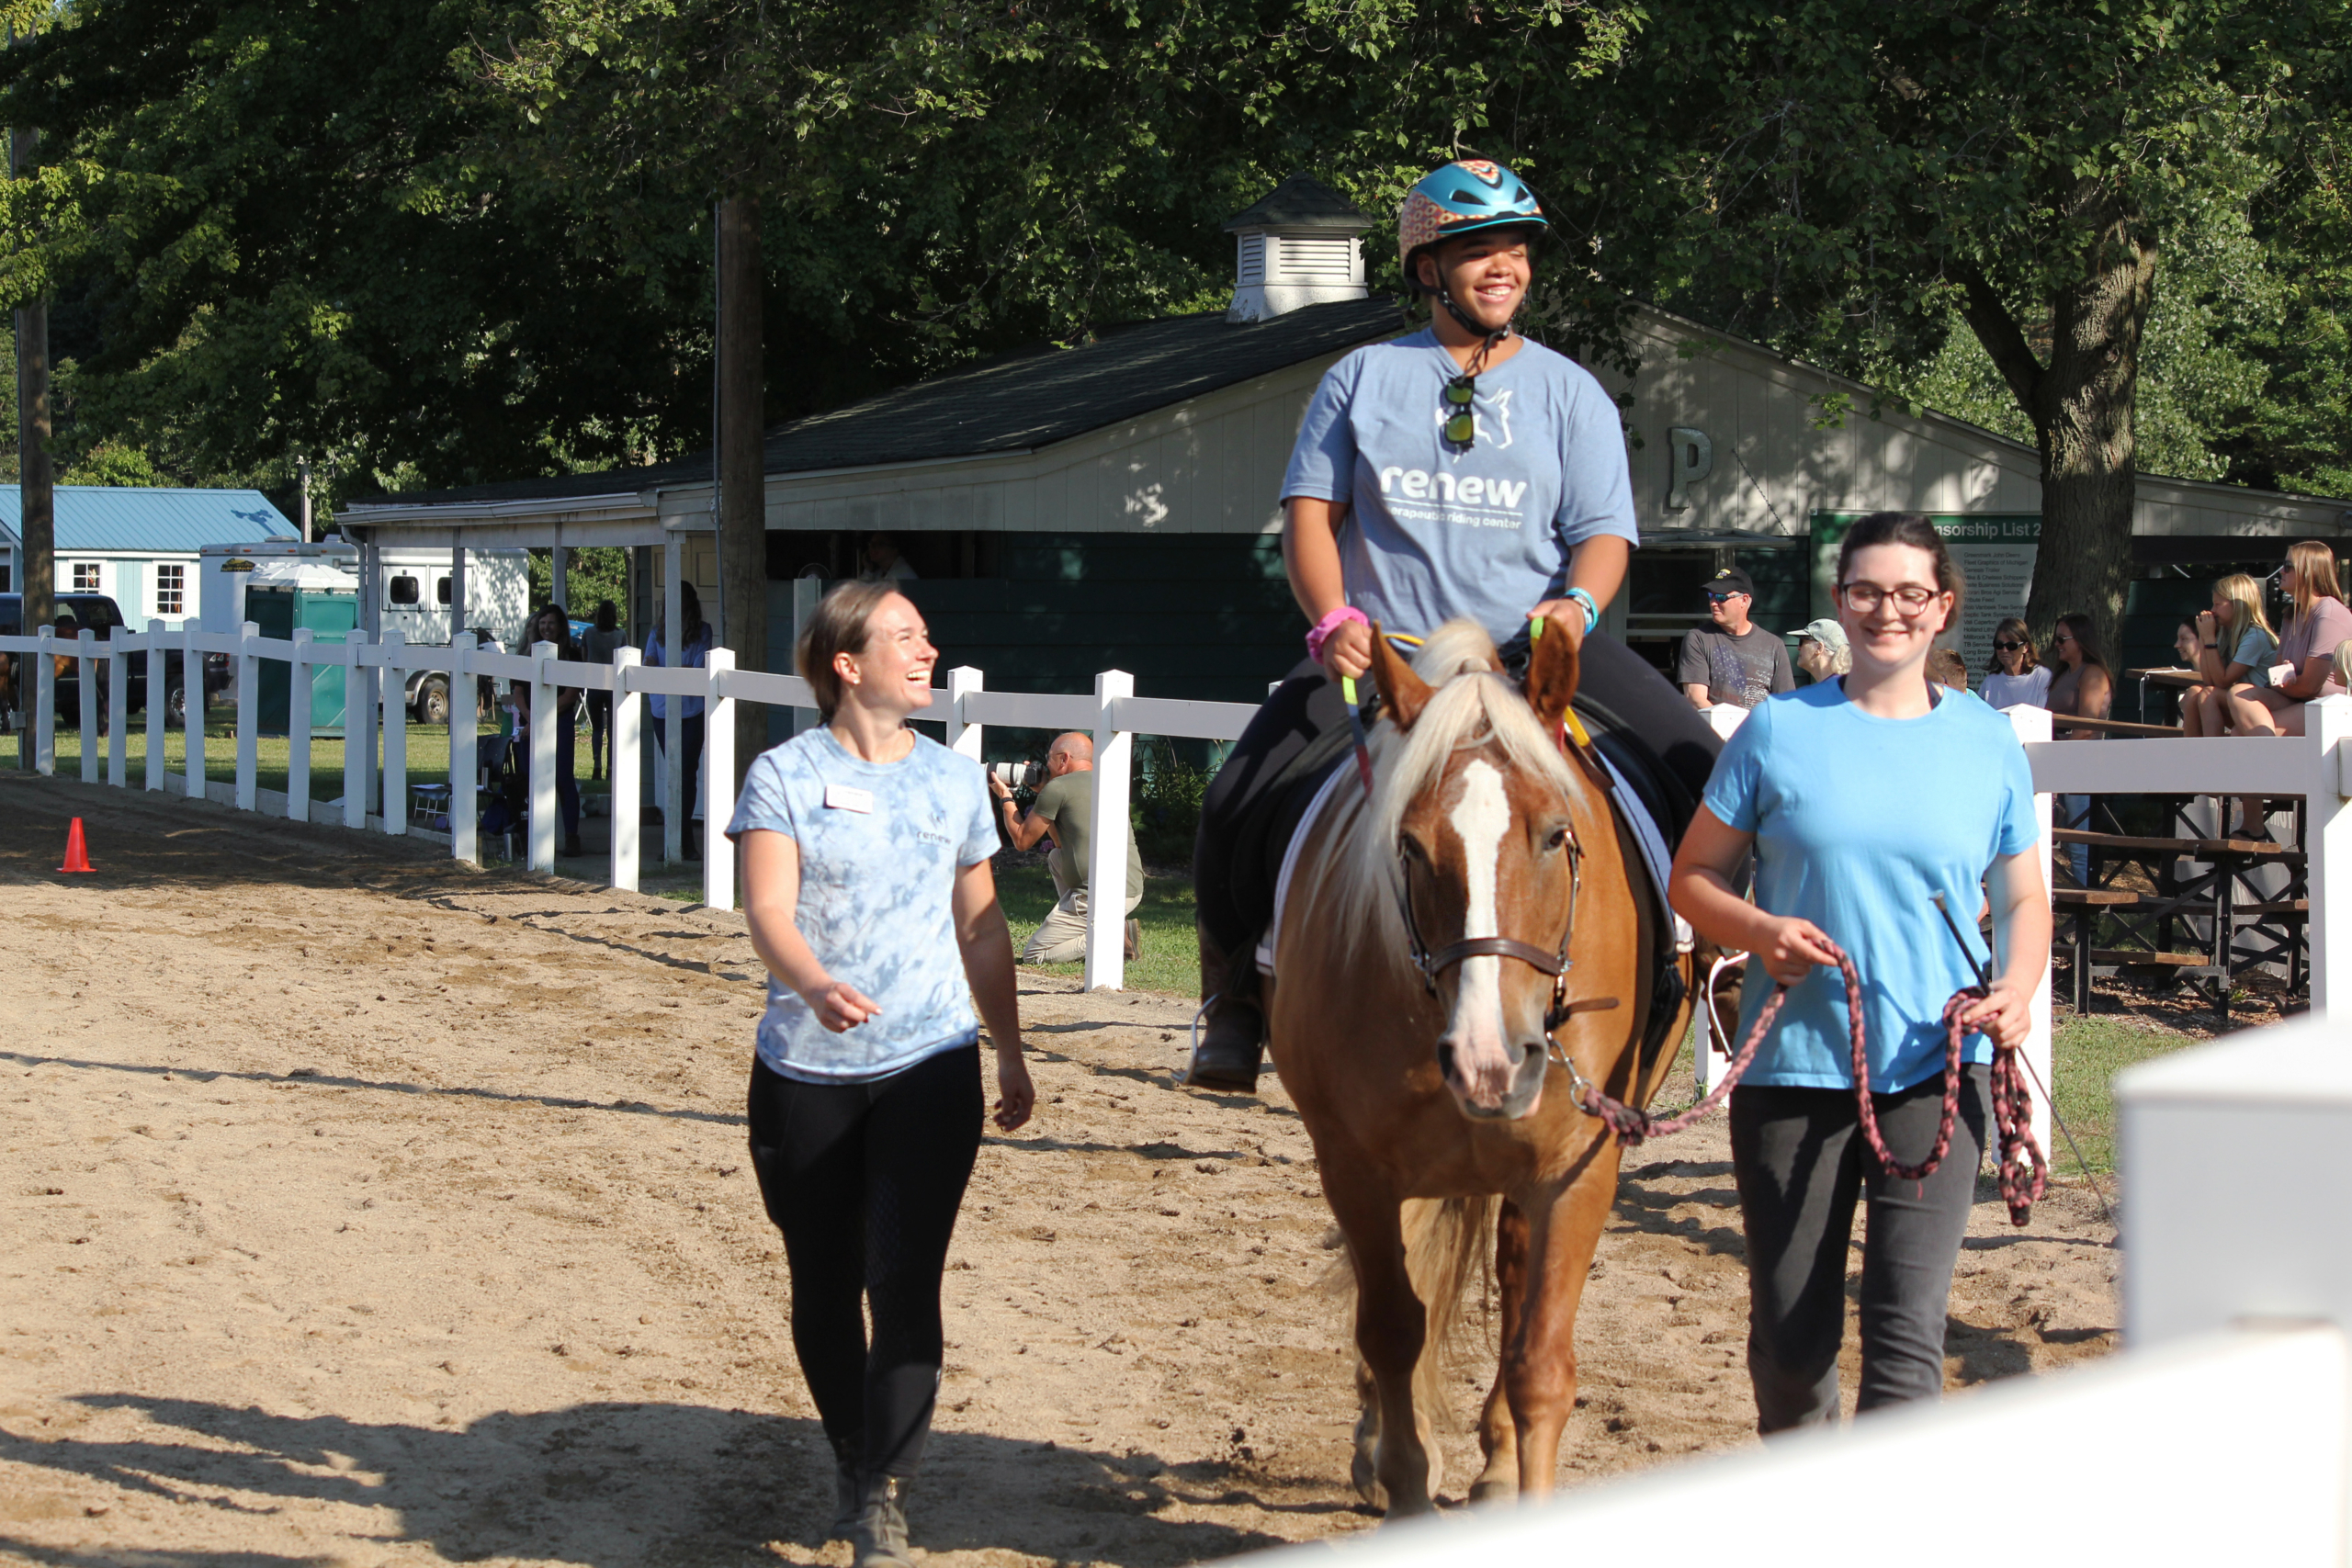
[{"xmin": 989, "ymin": 759, "xmax": 1046, "ymax": 799}]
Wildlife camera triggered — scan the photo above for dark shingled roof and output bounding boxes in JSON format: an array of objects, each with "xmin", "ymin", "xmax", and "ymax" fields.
[
  {"xmin": 360, "ymin": 296, "xmax": 1402, "ymax": 509},
  {"xmin": 1223, "ymin": 173, "xmax": 1376, "ymax": 232}
]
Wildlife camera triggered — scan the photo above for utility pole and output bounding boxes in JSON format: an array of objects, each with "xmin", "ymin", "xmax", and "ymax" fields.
[
  {"xmin": 716, "ymin": 193, "xmax": 766, "ymax": 780},
  {"xmin": 297, "ymin": 456, "xmax": 313, "ymax": 542},
  {"xmin": 11, "ymin": 24, "xmax": 51, "ymax": 638}
]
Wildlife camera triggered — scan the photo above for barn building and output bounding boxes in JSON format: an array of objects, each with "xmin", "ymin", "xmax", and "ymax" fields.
[
  {"xmin": 343, "ymin": 175, "xmax": 2352, "ymax": 718},
  {"xmin": 0, "ymin": 486, "xmax": 298, "ymax": 626}
]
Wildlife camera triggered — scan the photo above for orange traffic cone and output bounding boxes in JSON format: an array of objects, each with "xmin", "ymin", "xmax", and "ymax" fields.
[{"xmin": 58, "ymin": 817, "xmax": 93, "ymax": 874}]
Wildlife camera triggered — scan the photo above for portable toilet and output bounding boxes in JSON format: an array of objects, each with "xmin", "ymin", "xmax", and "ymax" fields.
[{"xmin": 248, "ymin": 559, "xmax": 359, "ymax": 735}]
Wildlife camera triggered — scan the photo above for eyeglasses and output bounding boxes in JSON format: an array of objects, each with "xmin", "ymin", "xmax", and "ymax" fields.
[
  {"xmin": 2052, "ymin": 631, "xmax": 2075, "ymax": 644},
  {"xmin": 1838, "ymin": 582, "xmax": 1942, "ymax": 615},
  {"xmin": 1442, "ymin": 375, "xmax": 1476, "ymax": 447},
  {"xmin": 1704, "ymin": 590, "xmax": 1745, "ymax": 604},
  {"xmin": 1994, "ymin": 640, "xmax": 2025, "ymax": 652}
]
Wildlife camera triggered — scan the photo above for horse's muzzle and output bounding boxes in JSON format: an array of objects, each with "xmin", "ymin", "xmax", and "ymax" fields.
[{"xmin": 1436, "ymin": 1039, "xmax": 1547, "ymax": 1122}]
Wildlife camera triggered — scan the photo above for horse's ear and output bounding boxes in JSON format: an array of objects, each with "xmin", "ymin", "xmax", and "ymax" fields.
[
  {"xmin": 1367, "ymin": 621, "xmax": 1433, "ymax": 731},
  {"xmin": 1523, "ymin": 614, "xmax": 1582, "ymax": 732}
]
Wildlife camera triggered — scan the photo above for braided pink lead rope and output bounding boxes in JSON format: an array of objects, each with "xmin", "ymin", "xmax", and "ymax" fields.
[{"xmin": 1564, "ymin": 942, "xmax": 2049, "ymax": 1224}]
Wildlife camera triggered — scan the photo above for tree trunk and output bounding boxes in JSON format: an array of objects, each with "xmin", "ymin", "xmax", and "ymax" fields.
[
  {"xmin": 12, "ymin": 121, "xmax": 51, "ymax": 640},
  {"xmin": 1961, "ymin": 211, "xmax": 2155, "ymax": 665},
  {"xmin": 716, "ymin": 193, "xmax": 767, "ymax": 779}
]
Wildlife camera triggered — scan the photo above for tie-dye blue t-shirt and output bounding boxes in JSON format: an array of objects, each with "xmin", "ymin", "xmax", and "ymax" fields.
[{"xmin": 727, "ymin": 727, "xmax": 999, "ymax": 1082}]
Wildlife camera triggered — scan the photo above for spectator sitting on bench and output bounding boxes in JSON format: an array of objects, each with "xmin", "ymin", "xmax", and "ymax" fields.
[{"xmin": 989, "ymin": 732, "xmax": 1143, "ymax": 964}]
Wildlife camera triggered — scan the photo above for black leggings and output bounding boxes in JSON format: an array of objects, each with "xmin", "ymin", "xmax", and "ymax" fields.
[
  {"xmin": 1730, "ymin": 1065, "xmax": 1991, "ymax": 1432},
  {"xmin": 747, "ymin": 1046, "xmax": 983, "ymax": 1477},
  {"xmin": 1193, "ymin": 631, "xmax": 1722, "ymax": 958}
]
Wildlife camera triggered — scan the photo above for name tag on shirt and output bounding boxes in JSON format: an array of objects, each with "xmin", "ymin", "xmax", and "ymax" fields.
[{"xmin": 823, "ymin": 784, "xmax": 874, "ymax": 815}]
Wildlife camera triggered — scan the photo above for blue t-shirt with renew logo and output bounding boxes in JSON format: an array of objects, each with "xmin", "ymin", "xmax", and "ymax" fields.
[
  {"xmin": 1281, "ymin": 329, "xmax": 1638, "ymax": 646},
  {"xmin": 726, "ymin": 726, "xmax": 999, "ymax": 1083},
  {"xmin": 1702, "ymin": 682, "xmax": 2039, "ymax": 1093}
]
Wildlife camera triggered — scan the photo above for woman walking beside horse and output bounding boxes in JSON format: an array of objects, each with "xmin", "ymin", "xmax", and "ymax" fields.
[
  {"xmin": 729, "ymin": 581, "xmax": 1035, "ymax": 1567},
  {"xmin": 1669, "ymin": 512, "xmax": 2050, "ymax": 1431}
]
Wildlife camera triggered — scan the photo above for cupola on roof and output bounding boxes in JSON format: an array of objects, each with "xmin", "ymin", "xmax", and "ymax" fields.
[{"xmin": 1223, "ymin": 174, "xmax": 1374, "ymax": 323}]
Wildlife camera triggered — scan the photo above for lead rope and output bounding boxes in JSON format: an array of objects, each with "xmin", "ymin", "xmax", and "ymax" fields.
[{"xmin": 1556, "ymin": 942, "xmax": 2049, "ymax": 1225}]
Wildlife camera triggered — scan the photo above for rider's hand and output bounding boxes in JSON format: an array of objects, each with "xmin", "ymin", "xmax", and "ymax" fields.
[
  {"xmin": 1528, "ymin": 599, "xmax": 1592, "ymax": 643},
  {"xmin": 992, "ymin": 1048, "xmax": 1035, "ymax": 1131},
  {"xmin": 805, "ymin": 979, "xmax": 882, "ymax": 1033},
  {"xmin": 1956, "ymin": 982, "xmax": 2030, "ymax": 1050},
  {"xmin": 1319, "ymin": 618, "xmax": 1374, "ymax": 683},
  {"xmin": 1757, "ymin": 916, "xmax": 1839, "ymax": 987}
]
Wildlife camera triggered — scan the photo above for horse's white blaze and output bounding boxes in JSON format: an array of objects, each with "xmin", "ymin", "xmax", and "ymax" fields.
[{"xmin": 1444, "ymin": 761, "xmax": 1514, "ymax": 1105}]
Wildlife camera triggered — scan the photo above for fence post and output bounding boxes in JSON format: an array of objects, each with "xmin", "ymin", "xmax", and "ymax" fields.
[
  {"xmin": 1084, "ymin": 669, "xmax": 1135, "ymax": 991},
  {"xmin": 343, "ymin": 633, "xmax": 367, "ymax": 830},
  {"xmin": 662, "ymin": 538, "xmax": 684, "ymax": 863},
  {"xmin": 704, "ymin": 649, "xmax": 736, "ymax": 911},
  {"xmin": 106, "ymin": 633, "xmax": 128, "ymax": 788},
  {"xmin": 287, "ymin": 628, "xmax": 314, "ymax": 823},
  {"xmin": 234, "ymin": 621, "xmax": 259, "ymax": 811},
  {"xmin": 789, "ymin": 575, "xmax": 821, "ymax": 739},
  {"xmin": 32, "ymin": 626, "xmax": 54, "ymax": 775},
  {"xmin": 143, "ymin": 620, "xmax": 166, "ymax": 792},
  {"xmin": 182, "ymin": 622, "xmax": 203, "ymax": 800},
  {"xmin": 449, "ymin": 632, "xmax": 478, "ymax": 864},
  {"xmin": 528, "ymin": 639, "xmax": 558, "ymax": 872},
  {"xmin": 2007, "ymin": 704, "xmax": 2055, "ymax": 1155},
  {"xmin": 2305, "ymin": 694, "xmax": 2352, "ymax": 1021},
  {"xmin": 381, "ymin": 630, "xmax": 408, "ymax": 836},
  {"xmin": 611, "ymin": 646, "xmax": 641, "ymax": 892},
  {"xmin": 946, "ymin": 666, "xmax": 984, "ymax": 762},
  {"xmin": 77, "ymin": 628, "xmax": 99, "ymax": 784}
]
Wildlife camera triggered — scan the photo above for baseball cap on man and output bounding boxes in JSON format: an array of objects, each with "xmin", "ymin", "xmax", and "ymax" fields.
[{"xmin": 1705, "ymin": 566, "xmax": 1756, "ymax": 599}]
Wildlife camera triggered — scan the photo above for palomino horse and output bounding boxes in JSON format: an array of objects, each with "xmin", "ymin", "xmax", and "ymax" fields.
[{"xmin": 1263, "ymin": 617, "xmax": 1698, "ymax": 1512}]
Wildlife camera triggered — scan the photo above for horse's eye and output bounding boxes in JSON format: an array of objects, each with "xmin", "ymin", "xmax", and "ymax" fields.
[
  {"xmin": 1398, "ymin": 835, "xmax": 1426, "ymax": 863},
  {"xmin": 1545, "ymin": 826, "xmax": 1571, "ymax": 852}
]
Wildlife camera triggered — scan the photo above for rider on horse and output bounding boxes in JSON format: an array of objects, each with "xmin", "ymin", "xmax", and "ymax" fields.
[{"xmin": 1188, "ymin": 157, "xmax": 1724, "ymax": 1092}]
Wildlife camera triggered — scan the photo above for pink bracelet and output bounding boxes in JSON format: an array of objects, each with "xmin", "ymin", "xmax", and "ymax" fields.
[{"xmin": 1306, "ymin": 605, "xmax": 1369, "ymax": 661}]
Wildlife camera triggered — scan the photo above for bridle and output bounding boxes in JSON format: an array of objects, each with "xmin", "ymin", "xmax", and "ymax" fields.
[{"xmin": 1394, "ymin": 808, "xmax": 1590, "ymax": 1036}]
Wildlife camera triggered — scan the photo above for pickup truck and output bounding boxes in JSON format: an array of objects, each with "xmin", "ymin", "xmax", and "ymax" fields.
[{"xmin": 0, "ymin": 593, "xmax": 197, "ymax": 728}]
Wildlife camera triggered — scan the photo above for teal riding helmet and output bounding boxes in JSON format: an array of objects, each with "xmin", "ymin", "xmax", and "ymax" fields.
[{"xmin": 1396, "ymin": 158, "xmax": 1550, "ymax": 289}]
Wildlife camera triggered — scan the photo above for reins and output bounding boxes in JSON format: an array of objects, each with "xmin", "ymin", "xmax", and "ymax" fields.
[{"xmin": 1555, "ymin": 942, "xmax": 2050, "ymax": 1225}]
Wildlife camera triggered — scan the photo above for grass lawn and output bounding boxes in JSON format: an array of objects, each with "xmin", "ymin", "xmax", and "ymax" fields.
[
  {"xmin": 994, "ymin": 862, "xmax": 1199, "ymax": 995},
  {"xmin": 2047, "ymin": 1012, "xmax": 2203, "ymax": 1177}
]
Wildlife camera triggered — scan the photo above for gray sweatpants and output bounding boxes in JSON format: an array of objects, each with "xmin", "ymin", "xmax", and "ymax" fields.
[{"xmin": 1729, "ymin": 1064, "xmax": 1990, "ymax": 1433}]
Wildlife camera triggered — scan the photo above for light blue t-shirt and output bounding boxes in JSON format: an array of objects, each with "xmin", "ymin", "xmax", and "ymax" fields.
[
  {"xmin": 1281, "ymin": 330, "xmax": 1637, "ymax": 647},
  {"xmin": 726, "ymin": 727, "xmax": 999, "ymax": 1082},
  {"xmin": 2233, "ymin": 624, "xmax": 2278, "ymax": 687},
  {"xmin": 1703, "ymin": 682, "xmax": 2039, "ymax": 1093}
]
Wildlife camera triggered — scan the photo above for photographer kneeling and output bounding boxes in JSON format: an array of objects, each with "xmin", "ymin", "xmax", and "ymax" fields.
[{"xmin": 989, "ymin": 732, "xmax": 1143, "ymax": 964}]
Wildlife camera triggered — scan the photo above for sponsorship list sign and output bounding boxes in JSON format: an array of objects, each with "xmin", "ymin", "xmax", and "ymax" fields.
[{"xmin": 1810, "ymin": 513, "xmax": 2041, "ymax": 687}]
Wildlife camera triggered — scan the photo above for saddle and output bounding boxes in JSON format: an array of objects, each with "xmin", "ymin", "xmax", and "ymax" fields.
[{"xmin": 1222, "ymin": 683, "xmax": 1693, "ymax": 1078}]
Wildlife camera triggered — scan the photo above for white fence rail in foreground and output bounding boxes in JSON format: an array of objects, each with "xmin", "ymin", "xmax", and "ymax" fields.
[
  {"xmin": 1216, "ymin": 1017, "xmax": 2352, "ymax": 1564},
  {"xmin": 0, "ymin": 624, "xmax": 1259, "ymax": 990}
]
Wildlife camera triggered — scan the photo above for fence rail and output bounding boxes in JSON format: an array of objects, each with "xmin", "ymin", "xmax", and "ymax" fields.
[
  {"xmin": 10, "ymin": 625, "xmax": 2352, "ymax": 1006},
  {"xmin": 0, "ymin": 623, "xmax": 1258, "ymax": 990}
]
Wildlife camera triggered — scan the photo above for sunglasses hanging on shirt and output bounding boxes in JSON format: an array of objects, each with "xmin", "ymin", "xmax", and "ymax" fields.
[{"xmin": 1442, "ymin": 375, "xmax": 1477, "ymax": 448}]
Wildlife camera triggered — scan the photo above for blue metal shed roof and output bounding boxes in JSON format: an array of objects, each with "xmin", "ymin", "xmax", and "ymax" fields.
[{"xmin": 0, "ymin": 486, "xmax": 296, "ymax": 553}]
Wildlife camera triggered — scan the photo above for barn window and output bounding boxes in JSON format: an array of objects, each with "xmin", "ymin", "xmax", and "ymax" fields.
[
  {"xmin": 155, "ymin": 563, "xmax": 185, "ymax": 615},
  {"xmin": 71, "ymin": 562, "xmax": 101, "ymax": 592}
]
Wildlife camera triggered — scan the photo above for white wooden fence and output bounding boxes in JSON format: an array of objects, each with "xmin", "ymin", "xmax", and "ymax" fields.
[
  {"xmin": 12, "ymin": 623, "xmax": 2352, "ymax": 1013},
  {"xmin": 0, "ymin": 622, "xmax": 1257, "ymax": 991}
]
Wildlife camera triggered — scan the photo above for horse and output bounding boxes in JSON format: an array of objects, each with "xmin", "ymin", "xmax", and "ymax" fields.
[{"xmin": 1261, "ymin": 617, "xmax": 1700, "ymax": 1513}]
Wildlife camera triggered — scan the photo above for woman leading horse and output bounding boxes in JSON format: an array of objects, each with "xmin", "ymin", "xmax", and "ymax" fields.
[{"xmin": 1189, "ymin": 157, "xmax": 1720, "ymax": 1091}]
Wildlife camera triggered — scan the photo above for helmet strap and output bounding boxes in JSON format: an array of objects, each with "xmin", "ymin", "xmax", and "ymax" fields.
[{"xmin": 1437, "ymin": 283, "xmax": 1512, "ymax": 356}]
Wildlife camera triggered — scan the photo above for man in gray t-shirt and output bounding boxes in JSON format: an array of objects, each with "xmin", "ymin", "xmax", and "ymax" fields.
[
  {"xmin": 989, "ymin": 732, "xmax": 1144, "ymax": 964},
  {"xmin": 1677, "ymin": 565, "xmax": 1794, "ymax": 710}
]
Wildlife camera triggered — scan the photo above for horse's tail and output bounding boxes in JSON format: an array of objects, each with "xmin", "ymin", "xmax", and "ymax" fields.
[{"xmin": 1401, "ymin": 1192, "xmax": 1499, "ymax": 1421}]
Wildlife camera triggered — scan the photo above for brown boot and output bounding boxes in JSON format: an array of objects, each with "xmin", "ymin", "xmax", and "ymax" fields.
[{"xmin": 1183, "ymin": 927, "xmax": 1263, "ymax": 1092}]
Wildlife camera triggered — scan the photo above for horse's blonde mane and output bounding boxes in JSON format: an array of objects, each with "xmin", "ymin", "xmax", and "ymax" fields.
[{"xmin": 1300, "ymin": 621, "xmax": 1586, "ymax": 976}]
